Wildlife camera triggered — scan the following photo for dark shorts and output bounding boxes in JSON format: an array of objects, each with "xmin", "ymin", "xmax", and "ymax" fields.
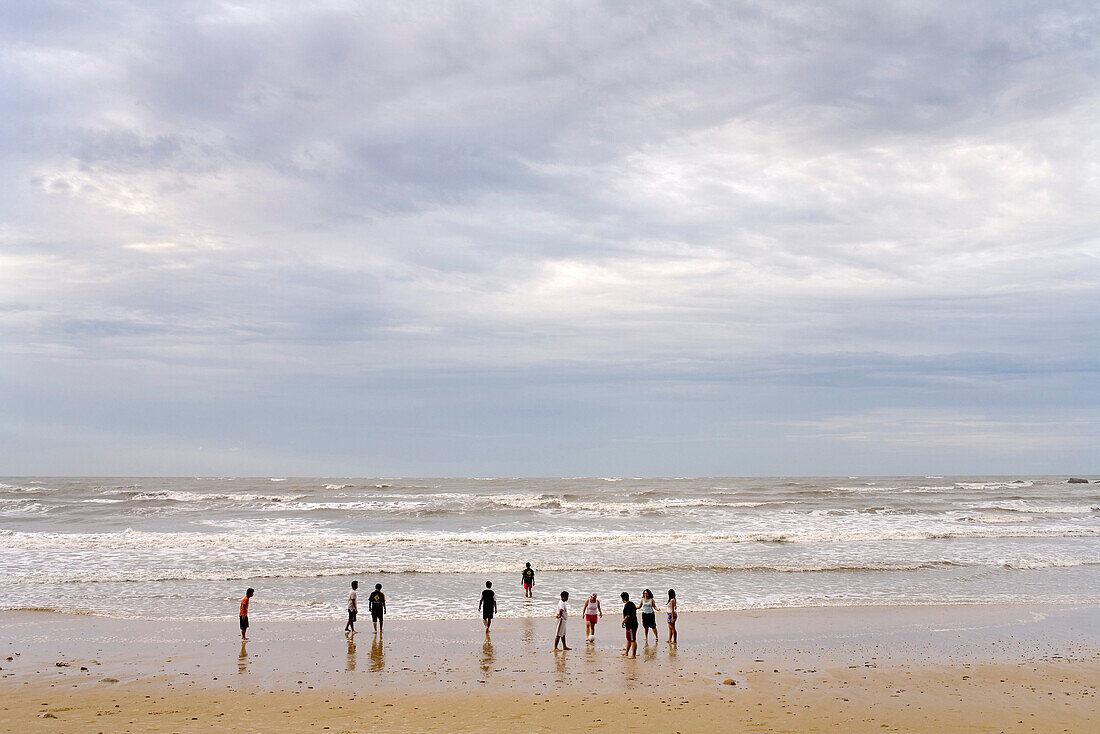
[
  {"xmin": 370, "ymin": 606, "xmax": 384, "ymax": 622},
  {"xmin": 483, "ymin": 609, "xmax": 494, "ymax": 620},
  {"xmin": 625, "ymin": 626, "xmax": 636, "ymax": 642},
  {"xmin": 642, "ymin": 612, "xmax": 656, "ymax": 629},
  {"xmin": 239, "ymin": 616, "xmax": 249, "ymax": 630},
  {"xmin": 348, "ymin": 609, "xmax": 357, "ymax": 623}
]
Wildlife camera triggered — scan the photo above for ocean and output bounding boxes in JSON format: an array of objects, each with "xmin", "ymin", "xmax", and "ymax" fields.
[{"xmin": 1, "ymin": 476, "xmax": 1097, "ymax": 621}]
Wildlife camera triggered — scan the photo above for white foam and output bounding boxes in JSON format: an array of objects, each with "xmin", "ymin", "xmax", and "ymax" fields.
[
  {"xmin": 0, "ymin": 559, "xmax": 982, "ymax": 584},
  {"xmin": 973, "ymin": 500, "xmax": 1097, "ymax": 514},
  {"xmin": 1001, "ymin": 558, "xmax": 1098, "ymax": 570},
  {"xmin": 125, "ymin": 490, "xmax": 307, "ymax": 503},
  {"xmin": 1, "ymin": 525, "xmax": 1097, "ymax": 552},
  {"xmin": 955, "ymin": 481, "xmax": 1035, "ymax": 490},
  {"xmin": 0, "ymin": 500, "xmax": 46, "ymax": 516},
  {"xmin": 975, "ymin": 514, "xmax": 1030, "ymax": 524}
]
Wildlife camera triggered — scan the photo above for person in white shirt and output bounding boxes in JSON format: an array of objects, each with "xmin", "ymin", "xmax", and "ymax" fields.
[
  {"xmin": 553, "ymin": 590, "xmax": 571, "ymax": 650},
  {"xmin": 582, "ymin": 592, "xmax": 602, "ymax": 642},
  {"xmin": 345, "ymin": 580, "xmax": 358, "ymax": 634}
]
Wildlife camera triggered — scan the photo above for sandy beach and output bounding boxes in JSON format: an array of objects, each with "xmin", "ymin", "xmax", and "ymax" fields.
[{"xmin": 2, "ymin": 603, "xmax": 1096, "ymax": 732}]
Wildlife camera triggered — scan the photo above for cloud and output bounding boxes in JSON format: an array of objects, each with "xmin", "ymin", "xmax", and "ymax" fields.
[
  {"xmin": 789, "ymin": 408, "xmax": 1100, "ymax": 457},
  {"xmin": 1, "ymin": 1, "xmax": 1098, "ymax": 474}
]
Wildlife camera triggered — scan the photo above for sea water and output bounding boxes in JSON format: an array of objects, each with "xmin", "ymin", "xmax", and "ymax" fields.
[{"xmin": 1, "ymin": 476, "xmax": 1097, "ymax": 620}]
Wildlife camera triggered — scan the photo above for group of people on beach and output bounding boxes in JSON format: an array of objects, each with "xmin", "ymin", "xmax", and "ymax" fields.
[
  {"xmin": 238, "ymin": 562, "xmax": 678, "ymax": 658},
  {"xmin": 549, "ymin": 587, "xmax": 678, "ymax": 657}
]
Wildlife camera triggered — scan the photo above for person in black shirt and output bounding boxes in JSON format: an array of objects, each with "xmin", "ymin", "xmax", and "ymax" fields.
[
  {"xmin": 368, "ymin": 583, "xmax": 386, "ymax": 635},
  {"xmin": 620, "ymin": 591, "xmax": 638, "ymax": 658},
  {"xmin": 479, "ymin": 580, "xmax": 497, "ymax": 634},
  {"xmin": 521, "ymin": 563, "xmax": 535, "ymax": 597}
]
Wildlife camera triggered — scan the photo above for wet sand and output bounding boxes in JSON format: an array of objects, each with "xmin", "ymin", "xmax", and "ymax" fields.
[{"xmin": 1, "ymin": 604, "xmax": 1097, "ymax": 731}]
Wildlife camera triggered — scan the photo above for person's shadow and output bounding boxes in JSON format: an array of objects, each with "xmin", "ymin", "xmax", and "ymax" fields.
[
  {"xmin": 346, "ymin": 635, "xmax": 357, "ymax": 671},
  {"xmin": 369, "ymin": 637, "xmax": 385, "ymax": 672},
  {"xmin": 238, "ymin": 640, "xmax": 249, "ymax": 674}
]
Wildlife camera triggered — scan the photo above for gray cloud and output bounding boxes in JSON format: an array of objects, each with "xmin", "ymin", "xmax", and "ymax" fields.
[{"xmin": 1, "ymin": 0, "xmax": 1098, "ymax": 475}]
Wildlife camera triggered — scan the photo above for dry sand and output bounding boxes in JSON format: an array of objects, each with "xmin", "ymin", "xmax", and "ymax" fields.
[{"xmin": 1, "ymin": 604, "xmax": 1096, "ymax": 732}]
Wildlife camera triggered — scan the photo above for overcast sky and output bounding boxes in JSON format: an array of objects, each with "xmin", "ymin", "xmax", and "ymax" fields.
[{"xmin": 2, "ymin": 1, "xmax": 1098, "ymax": 476}]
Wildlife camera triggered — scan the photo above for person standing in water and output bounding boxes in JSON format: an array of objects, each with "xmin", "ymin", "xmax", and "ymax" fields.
[
  {"xmin": 639, "ymin": 588, "xmax": 661, "ymax": 644},
  {"xmin": 582, "ymin": 592, "xmax": 602, "ymax": 642},
  {"xmin": 345, "ymin": 580, "xmax": 358, "ymax": 633},
  {"xmin": 479, "ymin": 581, "xmax": 497, "ymax": 633},
  {"xmin": 621, "ymin": 592, "xmax": 638, "ymax": 658},
  {"xmin": 239, "ymin": 587, "xmax": 254, "ymax": 640},
  {"xmin": 521, "ymin": 562, "xmax": 535, "ymax": 597},
  {"xmin": 368, "ymin": 583, "xmax": 386, "ymax": 635},
  {"xmin": 666, "ymin": 589, "xmax": 678, "ymax": 644},
  {"xmin": 553, "ymin": 591, "xmax": 571, "ymax": 650}
]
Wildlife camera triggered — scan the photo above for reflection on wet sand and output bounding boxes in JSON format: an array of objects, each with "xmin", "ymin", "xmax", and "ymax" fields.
[
  {"xmin": 346, "ymin": 634, "xmax": 357, "ymax": 671},
  {"xmin": 479, "ymin": 639, "xmax": 495, "ymax": 675},
  {"xmin": 369, "ymin": 637, "xmax": 385, "ymax": 672},
  {"xmin": 238, "ymin": 640, "xmax": 248, "ymax": 674},
  {"xmin": 554, "ymin": 648, "xmax": 568, "ymax": 682},
  {"xmin": 520, "ymin": 616, "xmax": 535, "ymax": 645}
]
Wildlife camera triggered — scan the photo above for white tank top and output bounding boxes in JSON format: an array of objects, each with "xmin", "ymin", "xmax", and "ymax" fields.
[{"xmin": 584, "ymin": 600, "xmax": 599, "ymax": 615}]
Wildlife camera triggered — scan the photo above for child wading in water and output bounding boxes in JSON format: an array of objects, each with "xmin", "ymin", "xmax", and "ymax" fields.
[
  {"xmin": 239, "ymin": 587, "xmax": 254, "ymax": 640},
  {"xmin": 554, "ymin": 591, "xmax": 571, "ymax": 650},
  {"xmin": 639, "ymin": 588, "xmax": 661, "ymax": 644},
  {"xmin": 666, "ymin": 588, "xmax": 678, "ymax": 644},
  {"xmin": 522, "ymin": 562, "xmax": 535, "ymax": 597},
  {"xmin": 582, "ymin": 592, "xmax": 602, "ymax": 642}
]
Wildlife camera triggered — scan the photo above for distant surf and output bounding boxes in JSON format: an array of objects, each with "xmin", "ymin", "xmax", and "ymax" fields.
[{"xmin": 1, "ymin": 475, "xmax": 1097, "ymax": 620}]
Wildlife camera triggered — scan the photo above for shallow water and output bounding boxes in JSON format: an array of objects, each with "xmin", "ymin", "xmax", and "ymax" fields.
[{"xmin": 1, "ymin": 476, "xmax": 1097, "ymax": 619}]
